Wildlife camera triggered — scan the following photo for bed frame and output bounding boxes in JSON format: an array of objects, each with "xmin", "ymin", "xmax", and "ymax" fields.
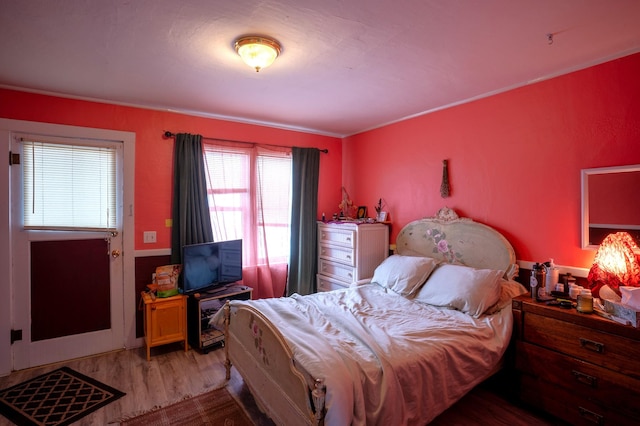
[{"xmin": 222, "ymin": 207, "xmax": 517, "ymax": 425}]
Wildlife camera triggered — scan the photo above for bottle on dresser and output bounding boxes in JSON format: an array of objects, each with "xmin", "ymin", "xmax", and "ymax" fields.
[
  {"xmin": 544, "ymin": 258, "xmax": 559, "ymax": 295},
  {"xmin": 532, "ymin": 263, "xmax": 547, "ymax": 300},
  {"xmin": 530, "ymin": 263, "xmax": 540, "ymax": 300}
]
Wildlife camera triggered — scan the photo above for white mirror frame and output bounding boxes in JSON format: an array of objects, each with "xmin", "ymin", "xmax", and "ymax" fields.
[{"xmin": 581, "ymin": 164, "xmax": 640, "ymax": 250}]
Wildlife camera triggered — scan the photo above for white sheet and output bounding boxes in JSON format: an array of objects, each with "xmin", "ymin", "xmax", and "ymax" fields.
[{"xmin": 220, "ymin": 283, "xmax": 513, "ymax": 425}]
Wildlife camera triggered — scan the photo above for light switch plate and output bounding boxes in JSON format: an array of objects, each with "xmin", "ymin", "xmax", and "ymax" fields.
[{"xmin": 143, "ymin": 231, "xmax": 157, "ymax": 243}]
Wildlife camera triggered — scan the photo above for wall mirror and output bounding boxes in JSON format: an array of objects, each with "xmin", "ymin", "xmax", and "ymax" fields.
[{"xmin": 581, "ymin": 164, "xmax": 640, "ymax": 250}]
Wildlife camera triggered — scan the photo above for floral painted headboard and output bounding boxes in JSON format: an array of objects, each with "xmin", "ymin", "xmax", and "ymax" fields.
[{"xmin": 396, "ymin": 207, "xmax": 518, "ymax": 279}]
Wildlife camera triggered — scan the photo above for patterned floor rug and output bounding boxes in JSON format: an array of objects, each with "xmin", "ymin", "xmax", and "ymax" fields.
[
  {"xmin": 0, "ymin": 366, "xmax": 125, "ymax": 426},
  {"xmin": 118, "ymin": 386, "xmax": 254, "ymax": 426}
]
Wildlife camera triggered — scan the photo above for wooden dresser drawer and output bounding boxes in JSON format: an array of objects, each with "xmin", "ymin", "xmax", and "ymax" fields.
[
  {"xmin": 318, "ymin": 259, "xmax": 355, "ymax": 282},
  {"xmin": 520, "ymin": 373, "xmax": 637, "ymax": 426},
  {"xmin": 523, "ymin": 313, "xmax": 640, "ymax": 378},
  {"xmin": 318, "ymin": 227, "xmax": 355, "ymax": 248},
  {"xmin": 318, "ymin": 243, "xmax": 355, "ymax": 266},
  {"xmin": 516, "ymin": 341, "xmax": 640, "ymax": 420},
  {"xmin": 317, "ymin": 274, "xmax": 349, "ymax": 292}
]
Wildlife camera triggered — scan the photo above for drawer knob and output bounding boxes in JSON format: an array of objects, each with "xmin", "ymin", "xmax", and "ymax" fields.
[
  {"xmin": 578, "ymin": 406, "xmax": 604, "ymax": 425},
  {"xmin": 572, "ymin": 370, "xmax": 598, "ymax": 388},
  {"xmin": 346, "ymin": 237, "xmax": 351, "ymax": 241},
  {"xmin": 579, "ymin": 338, "xmax": 605, "ymax": 353},
  {"xmin": 346, "ymin": 255, "xmax": 352, "ymax": 260}
]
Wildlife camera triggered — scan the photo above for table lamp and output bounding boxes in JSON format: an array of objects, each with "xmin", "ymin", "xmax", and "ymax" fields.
[{"xmin": 586, "ymin": 232, "xmax": 640, "ymax": 298}]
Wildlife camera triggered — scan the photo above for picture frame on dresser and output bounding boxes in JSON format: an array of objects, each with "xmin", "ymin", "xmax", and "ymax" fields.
[{"xmin": 357, "ymin": 206, "xmax": 367, "ymax": 219}]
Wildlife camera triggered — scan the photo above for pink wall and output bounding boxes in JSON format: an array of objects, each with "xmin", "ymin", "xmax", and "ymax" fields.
[
  {"xmin": 343, "ymin": 52, "xmax": 640, "ymax": 269},
  {"xmin": 0, "ymin": 89, "xmax": 342, "ymax": 250}
]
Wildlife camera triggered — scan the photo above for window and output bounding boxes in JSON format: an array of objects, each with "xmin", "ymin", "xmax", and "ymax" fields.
[
  {"xmin": 20, "ymin": 137, "xmax": 118, "ymax": 231},
  {"xmin": 203, "ymin": 143, "xmax": 292, "ymax": 266}
]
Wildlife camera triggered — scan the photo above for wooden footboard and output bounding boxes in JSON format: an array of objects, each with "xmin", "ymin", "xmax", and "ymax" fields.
[{"xmin": 222, "ymin": 301, "xmax": 326, "ymax": 426}]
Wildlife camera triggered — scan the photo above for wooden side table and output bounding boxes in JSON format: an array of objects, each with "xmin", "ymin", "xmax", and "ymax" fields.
[{"xmin": 141, "ymin": 292, "xmax": 188, "ymax": 361}]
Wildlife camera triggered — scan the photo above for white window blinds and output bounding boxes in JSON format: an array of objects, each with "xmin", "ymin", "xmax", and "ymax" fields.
[{"xmin": 22, "ymin": 139, "xmax": 117, "ymax": 231}]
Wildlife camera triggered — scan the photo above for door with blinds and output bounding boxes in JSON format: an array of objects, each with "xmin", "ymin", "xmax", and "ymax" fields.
[{"xmin": 10, "ymin": 133, "xmax": 125, "ymax": 370}]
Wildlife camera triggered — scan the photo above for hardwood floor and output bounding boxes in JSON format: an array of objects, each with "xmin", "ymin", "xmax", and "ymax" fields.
[{"xmin": 0, "ymin": 343, "xmax": 565, "ymax": 425}]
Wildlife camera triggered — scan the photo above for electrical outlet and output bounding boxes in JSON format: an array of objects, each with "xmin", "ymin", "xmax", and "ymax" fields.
[{"xmin": 143, "ymin": 231, "xmax": 157, "ymax": 243}]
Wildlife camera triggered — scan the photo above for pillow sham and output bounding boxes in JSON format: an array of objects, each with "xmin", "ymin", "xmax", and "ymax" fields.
[
  {"xmin": 371, "ymin": 255, "xmax": 440, "ymax": 296},
  {"xmin": 484, "ymin": 279, "xmax": 529, "ymax": 315},
  {"xmin": 413, "ymin": 263, "xmax": 504, "ymax": 317},
  {"xmin": 500, "ymin": 279, "xmax": 528, "ymax": 299}
]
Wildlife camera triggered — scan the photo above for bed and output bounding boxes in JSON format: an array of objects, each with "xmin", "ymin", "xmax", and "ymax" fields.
[{"xmin": 213, "ymin": 207, "xmax": 526, "ymax": 425}]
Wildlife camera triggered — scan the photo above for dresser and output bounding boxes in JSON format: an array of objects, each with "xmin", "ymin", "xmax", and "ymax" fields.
[
  {"xmin": 317, "ymin": 221, "xmax": 389, "ymax": 291},
  {"xmin": 512, "ymin": 295, "xmax": 640, "ymax": 425}
]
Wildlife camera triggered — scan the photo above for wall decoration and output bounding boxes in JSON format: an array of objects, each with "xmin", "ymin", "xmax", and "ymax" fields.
[{"xmin": 440, "ymin": 159, "xmax": 450, "ymax": 198}]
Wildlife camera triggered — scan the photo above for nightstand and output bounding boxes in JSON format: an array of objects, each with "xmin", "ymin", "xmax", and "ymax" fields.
[
  {"xmin": 512, "ymin": 295, "xmax": 640, "ymax": 425},
  {"xmin": 141, "ymin": 292, "xmax": 188, "ymax": 361}
]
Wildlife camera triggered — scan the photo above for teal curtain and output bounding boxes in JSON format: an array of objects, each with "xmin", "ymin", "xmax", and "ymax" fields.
[
  {"xmin": 287, "ymin": 147, "xmax": 320, "ymax": 296},
  {"xmin": 171, "ymin": 133, "xmax": 214, "ymax": 264}
]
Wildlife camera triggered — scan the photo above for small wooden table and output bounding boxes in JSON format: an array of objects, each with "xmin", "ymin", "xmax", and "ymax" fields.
[{"xmin": 141, "ymin": 292, "xmax": 188, "ymax": 361}]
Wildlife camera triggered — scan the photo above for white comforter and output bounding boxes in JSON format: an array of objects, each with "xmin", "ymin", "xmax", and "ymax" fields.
[{"xmin": 221, "ymin": 283, "xmax": 512, "ymax": 425}]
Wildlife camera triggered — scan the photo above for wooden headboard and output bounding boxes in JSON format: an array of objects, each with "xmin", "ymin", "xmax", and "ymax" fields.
[{"xmin": 396, "ymin": 207, "xmax": 518, "ymax": 279}]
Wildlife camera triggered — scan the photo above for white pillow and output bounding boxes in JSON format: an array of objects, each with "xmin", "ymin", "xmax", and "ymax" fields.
[
  {"xmin": 371, "ymin": 255, "xmax": 440, "ymax": 296},
  {"xmin": 414, "ymin": 264, "xmax": 504, "ymax": 317}
]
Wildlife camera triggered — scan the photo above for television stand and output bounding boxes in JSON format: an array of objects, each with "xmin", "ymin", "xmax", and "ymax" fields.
[
  {"xmin": 202, "ymin": 283, "xmax": 235, "ymax": 296},
  {"xmin": 187, "ymin": 284, "xmax": 252, "ymax": 353}
]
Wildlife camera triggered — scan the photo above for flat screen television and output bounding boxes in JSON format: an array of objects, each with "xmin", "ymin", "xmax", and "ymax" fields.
[{"xmin": 180, "ymin": 239, "xmax": 243, "ymax": 295}]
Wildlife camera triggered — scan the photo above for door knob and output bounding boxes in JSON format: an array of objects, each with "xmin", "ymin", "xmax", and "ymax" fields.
[{"xmin": 111, "ymin": 249, "xmax": 121, "ymax": 258}]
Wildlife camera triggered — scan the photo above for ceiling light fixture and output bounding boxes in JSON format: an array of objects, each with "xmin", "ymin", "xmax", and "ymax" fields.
[{"xmin": 234, "ymin": 36, "xmax": 281, "ymax": 72}]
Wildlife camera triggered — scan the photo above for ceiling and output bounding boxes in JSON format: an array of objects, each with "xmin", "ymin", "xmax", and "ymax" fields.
[{"xmin": 1, "ymin": 1, "xmax": 639, "ymax": 137}]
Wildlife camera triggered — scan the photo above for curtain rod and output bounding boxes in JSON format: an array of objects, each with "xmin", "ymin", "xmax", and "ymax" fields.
[{"xmin": 163, "ymin": 131, "xmax": 328, "ymax": 153}]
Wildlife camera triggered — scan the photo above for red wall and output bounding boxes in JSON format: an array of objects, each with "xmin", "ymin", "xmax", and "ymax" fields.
[
  {"xmin": 3, "ymin": 51, "xmax": 639, "ymax": 271},
  {"xmin": 0, "ymin": 89, "xmax": 342, "ymax": 250},
  {"xmin": 343, "ymin": 52, "xmax": 640, "ymax": 269}
]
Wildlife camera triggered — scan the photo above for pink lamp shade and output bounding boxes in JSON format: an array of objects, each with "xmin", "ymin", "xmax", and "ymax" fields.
[{"xmin": 586, "ymin": 232, "xmax": 640, "ymax": 298}]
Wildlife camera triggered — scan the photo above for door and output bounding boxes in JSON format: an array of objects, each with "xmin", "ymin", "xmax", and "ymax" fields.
[{"xmin": 10, "ymin": 133, "xmax": 125, "ymax": 370}]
